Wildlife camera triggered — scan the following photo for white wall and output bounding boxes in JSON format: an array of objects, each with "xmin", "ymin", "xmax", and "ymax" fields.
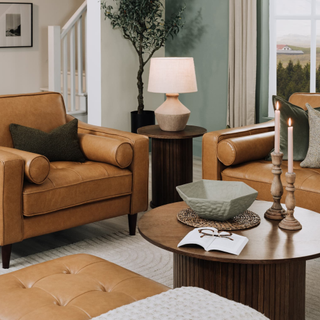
[
  {"xmin": 100, "ymin": 5, "xmax": 165, "ymax": 131},
  {"xmin": 0, "ymin": 0, "xmax": 83, "ymax": 95},
  {"xmin": 87, "ymin": 0, "xmax": 102, "ymax": 126}
]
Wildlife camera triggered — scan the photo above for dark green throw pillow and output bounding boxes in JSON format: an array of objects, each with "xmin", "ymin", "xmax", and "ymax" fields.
[
  {"xmin": 9, "ymin": 119, "xmax": 86, "ymax": 162},
  {"xmin": 271, "ymin": 95, "xmax": 320, "ymax": 161}
]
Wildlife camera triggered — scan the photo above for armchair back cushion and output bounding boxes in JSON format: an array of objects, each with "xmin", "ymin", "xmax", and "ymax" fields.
[
  {"xmin": 0, "ymin": 92, "xmax": 66, "ymax": 148},
  {"xmin": 288, "ymin": 92, "xmax": 320, "ymax": 110}
]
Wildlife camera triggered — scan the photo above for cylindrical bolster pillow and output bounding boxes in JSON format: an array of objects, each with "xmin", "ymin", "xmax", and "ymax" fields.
[
  {"xmin": 78, "ymin": 134, "xmax": 134, "ymax": 168},
  {"xmin": 0, "ymin": 146, "xmax": 50, "ymax": 184},
  {"xmin": 217, "ymin": 132, "xmax": 274, "ymax": 166}
]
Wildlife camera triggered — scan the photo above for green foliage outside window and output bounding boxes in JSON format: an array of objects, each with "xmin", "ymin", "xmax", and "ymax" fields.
[{"xmin": 277, "ymin": 59, "xmax": 320, "ymax": 100}]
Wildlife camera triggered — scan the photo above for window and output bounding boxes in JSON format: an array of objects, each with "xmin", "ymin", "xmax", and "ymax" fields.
[{"xmin": 269, "ymin": 0, "xmax": 320, "ymax": 115}]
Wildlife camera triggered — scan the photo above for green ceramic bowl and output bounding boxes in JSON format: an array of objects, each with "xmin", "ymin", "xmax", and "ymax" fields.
[{"xmin": 176, "ymin": 180, "xmax": 258, "ymax": 221}]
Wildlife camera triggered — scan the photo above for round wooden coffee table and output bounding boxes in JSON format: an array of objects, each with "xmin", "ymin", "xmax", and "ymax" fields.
[{"xmin": 138, "ymin": 201, "xmax": 320, "ymax": 320}]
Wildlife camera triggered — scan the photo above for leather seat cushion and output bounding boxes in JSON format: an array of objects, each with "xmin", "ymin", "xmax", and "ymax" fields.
[
  {"xmin": 221, "ymin": 160, "xmax": 320, "ymax": 213},
  {"xmin": 23, "ymin": 161, "xmax": 132, "ymax": 217},
  {"xmin": 0, "ymin": 254, "xmax": 169, "ymax": 320}
]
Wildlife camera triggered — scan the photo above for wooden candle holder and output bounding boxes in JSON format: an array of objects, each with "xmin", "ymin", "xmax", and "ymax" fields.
[
  {"xmin": 279, "ymin": 172, "xmax": 302, "ymax": 231},
  {"xmin": 264, "ymin": 152, "xmax": 285, "ymax": 220}
]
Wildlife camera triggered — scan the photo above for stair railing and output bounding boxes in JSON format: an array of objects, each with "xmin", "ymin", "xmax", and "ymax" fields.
[{"xmin": 48, "ymin": 0, "xmax": 87, "ymax": 114}]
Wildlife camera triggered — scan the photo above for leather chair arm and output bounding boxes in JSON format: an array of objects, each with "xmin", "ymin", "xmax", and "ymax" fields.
[
  {"xmin": 0, "ymin": 147, "xmax": 50, "ymax": 184},
  {"xmin": 67, "ymin": 115, "xmax": 149, "ymax": 214},
  {"xmin": 78, "ymin": 134, "xmax": 133, "ymax": 168},
  {"xmin": 0, "ymin": 150, "xmax": 24, "ymax": 245},
  {"xmin": 202, "ymin": 120, "xmax": 274, "ymax": 180}
]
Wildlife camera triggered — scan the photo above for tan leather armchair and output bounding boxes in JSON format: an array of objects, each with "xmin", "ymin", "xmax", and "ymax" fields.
[
  {"xmin": 0, "ymin": 92, "xmax": 149, "ymax": 268},
  {"xmin": 202, "ymin": 93, "xmax": 320, "ymax": 214}
]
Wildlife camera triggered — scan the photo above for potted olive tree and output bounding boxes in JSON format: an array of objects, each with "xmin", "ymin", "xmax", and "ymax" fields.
[{"xmin": 101, "ymin": 0, "xmax": 185, "ymax": 133}]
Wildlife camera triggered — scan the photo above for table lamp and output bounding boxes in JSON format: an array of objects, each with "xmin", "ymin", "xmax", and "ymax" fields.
[{"xmin": 148, "ymin": 57, "xmax": 198, "ymax": 131}]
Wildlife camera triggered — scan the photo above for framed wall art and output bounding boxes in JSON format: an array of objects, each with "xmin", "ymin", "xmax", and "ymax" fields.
[{"xmin": 0, "ymin": 2, "xmax": 33, "ymax": 48}]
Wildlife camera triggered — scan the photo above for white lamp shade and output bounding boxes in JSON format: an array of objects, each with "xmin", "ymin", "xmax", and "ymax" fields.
[{"xmin": 148, "ymin": 57, "xmax": 198, "ymax": 93}]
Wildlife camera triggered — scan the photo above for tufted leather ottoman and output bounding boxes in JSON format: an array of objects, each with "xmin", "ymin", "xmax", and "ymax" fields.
[{"xmin": 0, "ymin": 254, "xmax": 169, "ymax": 320}]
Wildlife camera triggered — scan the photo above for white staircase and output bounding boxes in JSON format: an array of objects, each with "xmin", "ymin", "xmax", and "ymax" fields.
[{"xmin": 47, "ymin": 1, "xmax": 87, "ymax": 122}]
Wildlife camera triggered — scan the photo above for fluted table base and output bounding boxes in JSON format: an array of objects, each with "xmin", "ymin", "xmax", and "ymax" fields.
[{"xmin": 173, "ymin": 254, "xmax": 305, "ymax": 320}]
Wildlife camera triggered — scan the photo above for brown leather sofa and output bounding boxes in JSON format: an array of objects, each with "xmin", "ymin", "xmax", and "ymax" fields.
[
  {"xmin": 202, "ymin": 93, "xmax": 320, "ymax": 214},
  {"xmin": 0, "ymin": 92, "xmax": 149, "ymax": 268}
]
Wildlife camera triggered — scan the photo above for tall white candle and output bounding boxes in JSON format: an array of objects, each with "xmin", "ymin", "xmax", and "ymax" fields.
[
  {"xmin": 288, "ymin": 118, "xmax": 293, "ymax": 173},
  {"xmin": 275, "ymin": 102, "xmax": 280, "ymax": 153}
]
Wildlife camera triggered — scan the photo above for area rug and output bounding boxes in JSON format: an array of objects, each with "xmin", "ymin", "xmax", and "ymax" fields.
[
  {"xmin": 1, "ymin": 230, "xmax": 319, "ymax": 320},
  {"xmin": 0, "ymin": 231, "xmax": 173, "ymax": 288}
]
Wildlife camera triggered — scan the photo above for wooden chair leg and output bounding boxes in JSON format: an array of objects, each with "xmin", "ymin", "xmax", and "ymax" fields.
[
  {"xmin": 128, "ymin": 213, "xmax": 137, "ymax": 235},
  {"xmin": 2, "ymin": 244, "xmax": 12, "ymax": 269}
]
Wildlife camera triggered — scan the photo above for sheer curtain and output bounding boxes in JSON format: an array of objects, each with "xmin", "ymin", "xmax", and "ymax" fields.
[{"xmin": 227, "ymin": 0, "xmax": 257, "ymax": 128}]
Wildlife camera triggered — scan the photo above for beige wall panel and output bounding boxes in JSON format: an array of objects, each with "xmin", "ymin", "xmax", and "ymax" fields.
[{"xmin": 0, "ymin": 0, "xmax": 83, "ymax": 95}]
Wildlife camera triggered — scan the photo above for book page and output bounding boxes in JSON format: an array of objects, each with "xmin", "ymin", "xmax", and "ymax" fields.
[
  {"xmin": 207, "ymin": 233, "xmax": 248, "ymax": 255},
  {"xmin": 177, "ymin": 227, "xmax": 248, "ymax": 255},
  {"xmin": 177, "ymin": 228, "xmax": 217, "ymax": 250}
]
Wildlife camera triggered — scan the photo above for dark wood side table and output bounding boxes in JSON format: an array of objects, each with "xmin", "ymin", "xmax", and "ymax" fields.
[
  {"xmin": 138, "ymin": 201, "xmax": 320, "ymax": 320},
  {"xmin": 137, "ymin": 125, "xmax": 206, "ymax": 208}
]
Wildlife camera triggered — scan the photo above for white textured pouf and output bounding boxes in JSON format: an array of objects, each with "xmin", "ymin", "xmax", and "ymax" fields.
[{"xmin": 93, "ymin": 287, "xmax": 269, "ymax": 320}]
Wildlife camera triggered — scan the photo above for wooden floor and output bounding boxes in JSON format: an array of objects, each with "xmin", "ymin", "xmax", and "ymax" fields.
[{"xmin": 11, "ymin": 156, "xmax": 202, "ymax": 260}]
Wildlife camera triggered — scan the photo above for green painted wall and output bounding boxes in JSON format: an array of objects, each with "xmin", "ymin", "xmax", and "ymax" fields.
[
  {"xmin": 165, "ymin": 0, "xmax": 229, "ymax": 157},
  {"xmin": 256, "ymin": 0, "xmax": 270, "ymax": 123}
]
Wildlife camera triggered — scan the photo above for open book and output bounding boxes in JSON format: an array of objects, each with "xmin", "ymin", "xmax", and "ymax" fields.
[{"xmin": 177, "ymin": 227, "xmax": 248, "ymax": 255}]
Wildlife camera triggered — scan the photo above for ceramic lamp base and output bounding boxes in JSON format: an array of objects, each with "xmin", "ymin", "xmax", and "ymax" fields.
[{"xmin": 155, "ymin": 93, "xmax": 190, "ymax": 131}]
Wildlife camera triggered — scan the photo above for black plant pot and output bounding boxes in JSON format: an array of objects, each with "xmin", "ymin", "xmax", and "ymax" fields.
[{"xmin": 131, "ymin": 110, "xmax": 155, "ymax": 133}]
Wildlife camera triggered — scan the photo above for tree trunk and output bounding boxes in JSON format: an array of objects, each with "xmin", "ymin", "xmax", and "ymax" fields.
[
  {"xmin": 137, "ymin": 34, "xmax": 144, "ymax": 114},
  {"xmin": 137, "ymin": 63, "xmax": 144, "ymax": 114}
]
